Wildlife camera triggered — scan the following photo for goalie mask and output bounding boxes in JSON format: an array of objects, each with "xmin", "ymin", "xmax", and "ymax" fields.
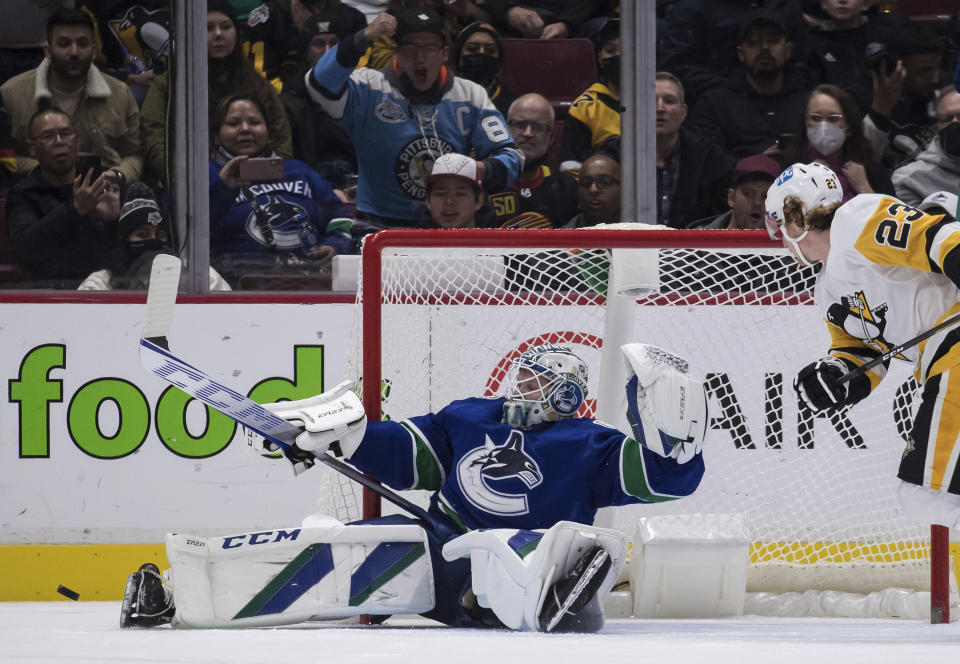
[{"xmin": 502, "ymin": 345, "xmax": 588, "ymax": 428}]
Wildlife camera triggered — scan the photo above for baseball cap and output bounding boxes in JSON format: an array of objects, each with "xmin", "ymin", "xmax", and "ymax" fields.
[
  {"xmin": 918, "ymin": 190, "xmax": 959, "ymax": 219},
  {"xmin": 302, "ymin": 10, "xmax": 354, "ymax": 41},
  {"xmin": 738, "ymin": 9, "xmax": 788, "ymax": 43},
  {"xmin": 427, "ymin": 153, "xmax": 482, "ymax": 191},
  {"xmin": 394, "ymin": 7, "xmax": 444, "ymax": 43},
  {"xmin": 732, "ymin": 154, "xmax": 782, "ymax": 185}
]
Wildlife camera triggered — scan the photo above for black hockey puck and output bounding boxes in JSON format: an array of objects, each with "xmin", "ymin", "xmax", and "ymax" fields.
[{"xmin": 57, "ymin": 585, "xmax": 80, "ymax": 601}]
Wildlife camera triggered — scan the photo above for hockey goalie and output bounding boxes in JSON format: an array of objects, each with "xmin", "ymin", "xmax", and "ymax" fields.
[{"xmin": 121, "ymin": 343, "xmax": 708, "ymax": 632}]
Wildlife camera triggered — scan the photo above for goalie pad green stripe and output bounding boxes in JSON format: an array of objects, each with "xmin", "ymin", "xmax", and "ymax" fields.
[
  {"xmin": 400, "ymin": 421, "xmax": 444, "ymax": 490},
  {"xmin": 620, "ymin": 437, "xmax": 680, "ymax": 503}
]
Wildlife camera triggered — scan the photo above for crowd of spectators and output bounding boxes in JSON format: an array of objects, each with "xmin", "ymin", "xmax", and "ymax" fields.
[{"xmin": 0, "ymin": 0, "xmax": 958, "ymax": 291}]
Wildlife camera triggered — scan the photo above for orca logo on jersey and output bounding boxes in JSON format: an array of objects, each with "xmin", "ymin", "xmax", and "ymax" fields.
[
  {"xmin": 827, "ymin": 291, "xmax": 907, "ymax": 362},
  {"xmin": 243, "ymin": 194, "xmax": 312, "ymax": 250},
  {"xmin": 456, "ymin": 430, "xmax": 543, "ymax": 516}
]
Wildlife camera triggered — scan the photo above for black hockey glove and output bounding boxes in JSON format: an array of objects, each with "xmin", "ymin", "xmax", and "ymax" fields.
[{"xmin": 793, "ymin": 356, "xmax": 851, "ymax": 413}]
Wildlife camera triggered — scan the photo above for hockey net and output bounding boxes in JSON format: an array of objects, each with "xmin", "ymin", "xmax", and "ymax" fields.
[{"xmin": 332, "ymin": 226, "xmax": 955, "ymax": 619}]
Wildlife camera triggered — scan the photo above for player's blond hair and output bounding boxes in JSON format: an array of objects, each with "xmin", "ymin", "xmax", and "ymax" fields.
[{"xmin": 783, "ymin": 196, "xmax": 842, "ymax": 231}]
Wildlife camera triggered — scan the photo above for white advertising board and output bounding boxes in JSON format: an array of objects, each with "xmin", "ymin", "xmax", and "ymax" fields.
[
  {"xmin": 0, "ymin": 301, "xmax": 354, "ymax": 544},
  {"xmin": 0, "ymin": 297, "xmax": 923, "ymax": 545}
]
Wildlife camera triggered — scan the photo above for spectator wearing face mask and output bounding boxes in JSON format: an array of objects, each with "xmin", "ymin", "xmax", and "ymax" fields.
[
  {"xmin": 786, "ymin": 84, "xmax": 894, "ymax": 202},
  {"xmin": 891, "ymin": 87, "xmax": 960, "ymax": 207},
  {"xmin": 558, "ymin": 18, "xmax": 619, "ymax": 173},
  {"xmin": 78, "ymin": 182, "xmax": 231, "ymax": 290},
  {"xmin": 452, "ymin": 22, "xmax": 515, "ymax": 117}
]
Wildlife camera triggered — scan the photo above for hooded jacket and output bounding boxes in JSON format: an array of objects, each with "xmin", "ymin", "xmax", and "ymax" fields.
[
  {"xmin": 5, "ymin": 169, "xmax": 116, "ymax": 281},
  {"xmin": 891, "ymin": 138, "xmax": 960, "ymax": 207}
]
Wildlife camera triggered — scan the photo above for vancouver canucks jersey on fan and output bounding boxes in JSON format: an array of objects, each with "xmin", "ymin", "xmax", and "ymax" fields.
[
  {"xmin": 347, "ymin": 397, "xmax": 704, "ymax": 531},
  {"xmin": 819, "ymin": 193, "xmax": 960, "ymax": 390},
  {"xmin": 208, "ymin": 157, "xmax": 351, "ymax": 256},
  {"xmin": 306, "ymin": 44, "xmax": 522, "ymax": 222}
]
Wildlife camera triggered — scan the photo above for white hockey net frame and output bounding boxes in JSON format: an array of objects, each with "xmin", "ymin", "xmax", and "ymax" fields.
[{"xmin": 336, "ymin": 227, "xmax": 953, "ymax": 618}]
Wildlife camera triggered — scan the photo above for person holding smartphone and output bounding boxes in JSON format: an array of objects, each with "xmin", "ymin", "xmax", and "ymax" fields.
[
  {"xmin": 5, "ymin": 107, "xmax": 118, "ymax": 285},
  {"xmin": 208, "ymin": 94, "xmax": 356, "ymax": 284}
]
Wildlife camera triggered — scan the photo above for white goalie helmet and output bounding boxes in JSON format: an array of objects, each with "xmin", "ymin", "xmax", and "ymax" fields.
[{"xmin": 503, "ymin": 344, "xmax": 588, "ymax": 428}]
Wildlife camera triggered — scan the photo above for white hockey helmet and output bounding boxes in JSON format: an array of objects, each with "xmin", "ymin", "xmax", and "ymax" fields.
[
  {"xmin": 918, "ymin": 191, "xmax": 959, "ymax": 220},
  {"xmin": 503, "ymin": 344, "xmax": 588, "ymax": 427},
  {"xmin": 764, "ymin": 162, "xmax": 843, "ymax": 239}
]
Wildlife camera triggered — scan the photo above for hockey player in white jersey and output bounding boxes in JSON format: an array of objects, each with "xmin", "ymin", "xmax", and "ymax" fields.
[
  {"xmin": 120, "ymin": 343, "xmax": 708, "ymax": 632},
  {"xmin": 765, "ymin": 161, "xmax": 960, "ymax": 529}
]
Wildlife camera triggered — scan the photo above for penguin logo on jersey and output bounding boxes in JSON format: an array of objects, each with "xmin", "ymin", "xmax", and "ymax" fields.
[
  {"xmin": 456, "ymin": 430, "xmax": 543, "ymax": 516},
  {"xmin": 396, "ymin": 137, "xmax": 453, "ymax": 200},
  {"xmin": 827, "ymin": 291, "xmax": 907, "ymax": 361}
]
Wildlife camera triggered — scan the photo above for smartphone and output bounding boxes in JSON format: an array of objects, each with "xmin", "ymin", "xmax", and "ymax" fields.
[
  {"xmin": 76, "ymin": 153, "xmax": 102, "ymax": 180},
  {"xmin": 237, "ymin": 157, "xmax": 285, "ymax": 182},
  {"xmin": 776, "ymin": 133, "xmax": 801, "ymax": 151}
]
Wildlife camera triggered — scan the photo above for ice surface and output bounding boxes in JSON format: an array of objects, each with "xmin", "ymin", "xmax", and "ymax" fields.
[{"xmin": 2, "ymin": 602, "xmax": 960, "ymax": 664}]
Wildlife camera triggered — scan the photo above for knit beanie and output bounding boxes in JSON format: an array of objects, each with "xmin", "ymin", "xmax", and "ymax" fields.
[{"xmin": 453, "ymin": 22, "xmax": 502, "ymax": 65}]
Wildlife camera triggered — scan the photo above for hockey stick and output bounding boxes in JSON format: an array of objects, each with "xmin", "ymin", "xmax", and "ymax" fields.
[
  {"xmin": 835, "ymin": 311, "xmax": 960, "ymax": 385},
  {"xmin": 140, "ymin": 255, "xmax": 435, "ymax": 525}
]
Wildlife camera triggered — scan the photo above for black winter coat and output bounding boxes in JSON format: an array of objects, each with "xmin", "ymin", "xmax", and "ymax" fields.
[
  {"xmin": 6, "ymin": 170, "xmax": 116, "ymax": 281},
  {"xmin": 687, "ymin": 70, "xmax": 809, "ymax": 159}
]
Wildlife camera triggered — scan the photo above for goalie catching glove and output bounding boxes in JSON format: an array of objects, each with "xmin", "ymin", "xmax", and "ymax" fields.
[
  {"xmin": 622, "ymin": 344, "xmax": 708, "ymax": 464},
  {"xmin": 245, "ymin": 380, "xmax": 366, "ymax": 474},
  {"xmin": 793, "ymin": 356, "xmax": 855, "ymax": 413}
]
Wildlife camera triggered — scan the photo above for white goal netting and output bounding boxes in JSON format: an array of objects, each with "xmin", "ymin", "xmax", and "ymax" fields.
[{"xmin": 329, "ymin": 227, "xmax": 938, "ymax": 605}]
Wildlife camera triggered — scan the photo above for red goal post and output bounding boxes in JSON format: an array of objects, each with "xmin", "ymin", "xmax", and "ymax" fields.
[{"xmin": 344, "ymin": 227, "xmax": 955, "ymax": 620}]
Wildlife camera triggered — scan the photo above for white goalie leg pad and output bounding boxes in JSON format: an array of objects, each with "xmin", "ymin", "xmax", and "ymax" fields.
[
  {"xmin": 245, "ymin": 380, "xmax": 367, "ymax": 455},
  {"xmin": 622, "ymin": 343, "xmax": 708, "ymax": 464},
  {"xmin": 166, "ymin": 514, "xmax": 434, "ymax": 629},
  {"xmin": 441, "ymin": 521, "xmax": 628, "ymax": 631}
]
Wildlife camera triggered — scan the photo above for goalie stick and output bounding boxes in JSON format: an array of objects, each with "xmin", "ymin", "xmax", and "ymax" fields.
[
  {"xmin": 140, "ymin": 255, "xmax": 435, "ymax": 526},
  {"xmin": 835, "ymin": 311, "xmax": 960, "ymax": 385}
]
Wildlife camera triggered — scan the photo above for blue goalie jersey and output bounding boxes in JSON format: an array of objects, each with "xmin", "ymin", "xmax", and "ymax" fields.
[{"xmin": 348, "ymin": 397, "xmax": 705, "ymax": 531}]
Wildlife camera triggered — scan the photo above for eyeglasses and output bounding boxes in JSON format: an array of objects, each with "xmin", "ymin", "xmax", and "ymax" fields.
[
  {"xmin": 30, "ymin": 127, "xmax": 76, "ymax": 144},
  {"xmin": 508, "ymin": 120, "xmax": 550, "ymax": 134},
  {"xmin": 936, "ymin": 112, "xmax": 960, "ymax": 124},
  {"xmin": 397, "ymin": 43, "xmax": 443, "ymax": 58},
  {"xmin": 578, "ymin": 175, "xmax": 620, "ymax": 190},
  {"xmin": 807, "ymin": 113, "xmax": 845, "ymax": 125}
]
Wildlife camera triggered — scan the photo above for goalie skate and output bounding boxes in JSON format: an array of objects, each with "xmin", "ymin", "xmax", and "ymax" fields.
[
  {"xmin": 538, "ymin": 545, "xmax": 612, "ymax": 633},
  {"xmin": 119, "ymin": 563, "xmax": 174, "ymax": 628}
]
